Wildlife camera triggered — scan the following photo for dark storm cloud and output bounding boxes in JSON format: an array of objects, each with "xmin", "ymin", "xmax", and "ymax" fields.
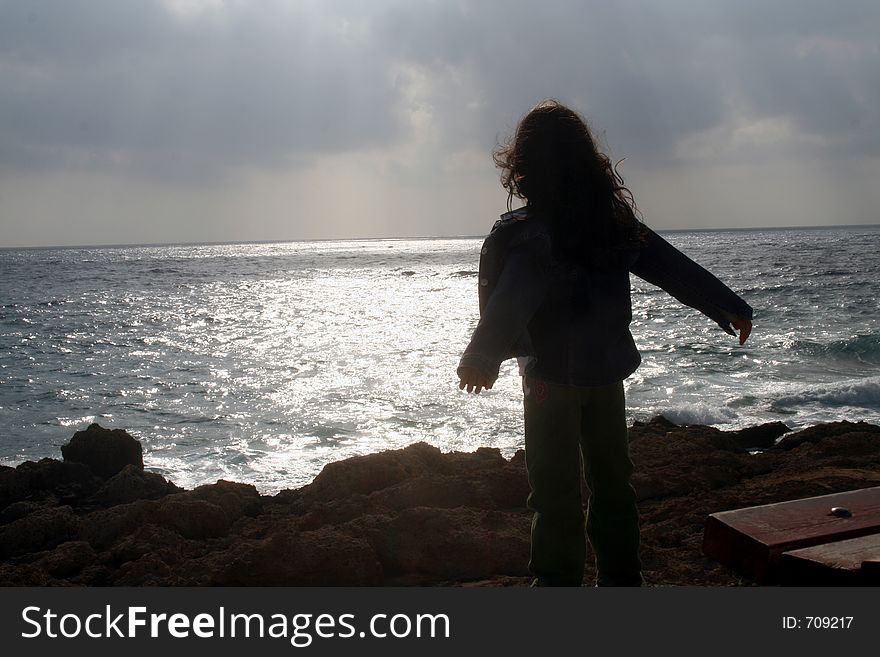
[
  {"xmin": 1, "ymin": 0, "xmax": 878, "ymax": 180},
  {"xmin": 0, "ymin": 0, "xmax": 403, "ymax": 179},
  {"xmin": 373, "ymin": 0, "xmax": 880, "ymax": 162},
  {"xmin": 373, "ymin": 1, "xmax": 728, "ymax": 158}
]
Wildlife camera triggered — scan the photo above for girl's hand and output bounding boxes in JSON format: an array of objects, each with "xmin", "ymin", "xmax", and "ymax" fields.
[
  {"xmin": 731, "ymin": 318, "xmax": 752, "ymax": 345},
  {"xmin": 458, "ymin": 367, "xmax": 493, "ymax": 394}
]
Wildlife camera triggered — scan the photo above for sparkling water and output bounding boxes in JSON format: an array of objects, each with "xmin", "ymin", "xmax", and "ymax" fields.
[{"xmin": 2, "ymin": 226, "xmax": 879, "ymax": 492}]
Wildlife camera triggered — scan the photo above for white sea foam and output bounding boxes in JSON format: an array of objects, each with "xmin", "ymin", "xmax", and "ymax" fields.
[
  {"xmin": 771, "ymin": 376, "xmax": 880, "ymax": 410},
  {"xmin": 654, "ymin": 403, "xmax": 739, "ymax": 427}
]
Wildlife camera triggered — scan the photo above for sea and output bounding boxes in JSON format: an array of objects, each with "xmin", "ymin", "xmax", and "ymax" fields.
[{"xmin": 2, "ymin": 225, "xmax": 879, "ymax": 493}]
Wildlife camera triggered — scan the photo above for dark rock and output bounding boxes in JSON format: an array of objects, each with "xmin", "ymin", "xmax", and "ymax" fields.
[
  {"xmin": 725, "ymin": 422, "xmax": 791, "ymax": 450},
  {"xmin": 80, "ymin": 495, "xmax": 231, "ymax": 553},
  {"xmin": 36, "ymin": 541, "xmax": 97, "ymax": 579},
  {"xmin": 628, "ymin": 422, "xmax": 771, "ymax": 501},
  {"xmin": 15, "ymin": 458, "xmax": 99, "ymax": 493},
  {"xmin": 3, "ymin": 420, "xmax": 880, "ymax": 587},
  {"xmin": 0, "ymin": 506, "xmax": 81, "ymax": 559},
  {"xmin": 0, "ymin": 563, "xmax": 54, "ymax": 586},
  {"xmin": 1, "ymin": 500, "xmax": 54, "ymax": 525},
  {"xmin": 109, "ymin": 525, "xmax": 184, "ymax": 565},
  {"xmin": 298, "ymin": 443, "xmax": 527, "ymax": 519},
  {"xmin": 92, "ymin": 465, "xmax": 180, "ymax": 507},
  {"xmin": 348, "ymin": 507, "xmax": 530, "ymax": 584},
  {"xmin": 1, "ymin": 459, "xmax": 102, "ymax": 510},
  {"xmin": 630, "ymin": 415, "xmax": 679, "ymax": 439},
  {"xmin": 374, "ymin": 475, "xmax": 494, "ymax": 511},
  {"xmin": 204, "ymin": 527, "xmax": 384, "ymax": 586},
  {"xmin": 71, "ymin": 564, "xmax": 113, "ymax": 586},
  {"xmin": 775, "ymin": 421, "xmax": 880, "ymax": 451},
  {"xmin": 114, "ymin": 554, "xmax": 174, "ymax": 586},
  {"xmin": 154, "ymin": 497, "xmax": 231, "ymax": 539},
  {"xmin": 0, "ymin": 465, "xmax": 30, "ymax": 510},
  {"xmin": 184, "ymin": 480, "xmax": 262, "ymax": 521},
  {"xmin": 306, "ymin": 441, "xmax": 446, "ymax": 501},
  {"xmin": 61, "ymin": 424, "xmax": 143, "ymax": 478},
  {"xmin": 80, "ymin": 500, "xmax": 158, "ymax": 550}
]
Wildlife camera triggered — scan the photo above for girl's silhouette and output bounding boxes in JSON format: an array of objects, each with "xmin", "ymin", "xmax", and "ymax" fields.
[{"xmin": 458, "ymin": 100, "xmax": 753, "ymax": 586}]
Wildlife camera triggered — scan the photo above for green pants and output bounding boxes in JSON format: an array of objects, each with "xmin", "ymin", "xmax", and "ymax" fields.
[{"xmin": 523, "ymin": 376, "xmax": 642, "ymax": 586}]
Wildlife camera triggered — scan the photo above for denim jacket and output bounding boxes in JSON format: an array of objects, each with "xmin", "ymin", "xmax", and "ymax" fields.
[{"xmin": 457, "ymin": 208, "xmax": 754, "ymax": 386}]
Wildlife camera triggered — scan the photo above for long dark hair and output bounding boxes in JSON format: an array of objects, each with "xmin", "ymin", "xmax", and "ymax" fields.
[{"xmin": 493, "ymin": 99, "xmax": 642, "ymax": 266}]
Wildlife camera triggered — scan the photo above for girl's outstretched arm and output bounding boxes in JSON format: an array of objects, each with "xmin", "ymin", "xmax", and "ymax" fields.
[
  {"xmin": 630, "ymin": 226, "xmax": 754, "ymax": 339},
  {"xmin": 457, "ymin": 235, "xmax": 551, "ymax": 389}
]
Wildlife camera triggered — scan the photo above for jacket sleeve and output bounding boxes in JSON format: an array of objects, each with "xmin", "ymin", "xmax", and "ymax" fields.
[
  {"xmin": 457, "ymin": 235, "xmax": 551, "ymax": 384},
  {"xmin": 629, "ymin": 226, "xmax": 753, "ymax": 334}
]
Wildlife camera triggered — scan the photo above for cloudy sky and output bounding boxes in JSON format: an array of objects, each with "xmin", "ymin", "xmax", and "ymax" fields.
[{"xmin": 1, "ymin": 0, "xmax": 879, "ymax": 247}]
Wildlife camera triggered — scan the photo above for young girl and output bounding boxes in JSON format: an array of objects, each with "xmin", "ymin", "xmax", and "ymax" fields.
[{"xmin": 457, "ymin": 100, "xmax": 753, "ymax": 587}]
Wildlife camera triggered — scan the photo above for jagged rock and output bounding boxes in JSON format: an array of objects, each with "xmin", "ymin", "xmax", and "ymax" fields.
[
  {"xmin": 0, "ymin": 466, "xmax": 24, "ymax": 510},
  {"xmin": 1, "ymin": 500, "xmax": 54, "ymax": 525},
  {"xmin": 298, "ymin": 443, "xmax": 528, "ymax": 518},
  {"xmin": 183, "ymin": 480, "xmax": 263, "ymax": 521},
  {"xmin": 0, "ymin": 459, "xmax": 102, "ymax": 509},
  {"xmin": 61, "ymin": 424, "xmax": 143, "ymax": 478},
  {"xmin": 109, "ymin": 524, "xmax": 185, "ymax": 565},
  {"xmin": 79, "ymin": 495, "xmax": 232, "ymax": 553},
  {"xmin": 114, "ymin": 553, "xmax": 174, "ymax": 586},
  {"xmin": 80, "ymin": 500, "xmax": 159, "ymax": 550},
  {"xmin": 306, "ymin": 441, "xmax": 447, "ymax": 501},
  {"xmin": 627, "ymin": 422, "xmax": 772, "ymax": 501},
  {"xmin": 727, "ymin": 421, "xmax": 791, "ymax": 449},
  {"xmin": 35, "ymin": 540, "xmax": 97, "ymax": 579},
  {"xmin": 203, "ymin": 526, "xmax": 384, "ymax": 586},
  {"xmin": 347, "ymin": 507, "xmax": 531, "ymax": 584},
  {"xmin": 92, "ymin": 464, "xmax": 180, "ymax": 507},
  {"xmin": 0, "ymin": 562, "xmax": 55, "ymax": 586},
  {"xmin": 72, "ymin": 564, "xmax": 113, "ymax": 586},
  {"xmin": 629, "ymin": 415, "xmax": 679, "ymax": 438},
  {"xmin": 2, "ymin": 420, "xmax": 880, "ymax": 586},
  {"xmin": 0, "ymin": 506, "xmax": 81, "ymax": 559},
  {"xmin": 774, "ymin": 421, "xmax": 880, "ymax": 450},
  {"xmin": 154, "ymin": 497, "xmax": 231, "ymax": 539}
]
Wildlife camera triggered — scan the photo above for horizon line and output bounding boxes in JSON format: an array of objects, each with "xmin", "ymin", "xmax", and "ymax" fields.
[{"xmin": 2, "ymin": 221, "xmax": 879, "ymax": 251}]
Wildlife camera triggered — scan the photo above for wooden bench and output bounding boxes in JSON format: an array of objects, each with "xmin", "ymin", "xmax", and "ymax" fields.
[
  {"xmin": 702, "ymin": 486, "xmax": 880, "ymax": 584},
  {"xmin": 779, "ymin": 534, "xmax": 880, "ymax": 585}
]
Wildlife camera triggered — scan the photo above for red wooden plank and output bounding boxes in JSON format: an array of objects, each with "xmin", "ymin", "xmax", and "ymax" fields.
[
  {"xmin": 779, "ymin": 533, "xmax": 880, "ymax": 585},
  {"xmin": 860, "ymin": 560, "xmax": 880, "ymax": 583},
  {"xmin": 702, "ymin": 486, "xmax": 880, "ymax": 583}
]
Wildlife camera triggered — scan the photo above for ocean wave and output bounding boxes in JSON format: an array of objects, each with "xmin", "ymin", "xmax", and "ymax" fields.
[
  {"xmin": 771, "ymin": 376, "xmax": 880, "ymax": 410},
  {"xmin": 654, "ymin": 403, "xmax": 739, "ymax": 426},
  {"xmin": 786, "ymin": 334, "xmax": 880, "ymax": 364}
]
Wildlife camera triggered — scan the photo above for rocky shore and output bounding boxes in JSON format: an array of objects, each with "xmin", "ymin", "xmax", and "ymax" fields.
[{"xmin": 2, "ymin": 418, "xmax": 879, "ymax": 586}]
